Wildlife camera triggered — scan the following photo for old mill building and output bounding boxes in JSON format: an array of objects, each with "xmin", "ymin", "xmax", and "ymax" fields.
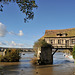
[
  {"xmin": 43, "ymin": 28, "xmax": 75, "ymax": 49},
  {"xmin": 36, "ymin": 28, "xmax": 75, "ymax": 64}
]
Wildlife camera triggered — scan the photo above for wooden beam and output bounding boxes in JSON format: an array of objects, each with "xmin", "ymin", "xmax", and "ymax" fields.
[{"xmin": 52, "ymin": 49, "xmax": 58, "ymax": 55}]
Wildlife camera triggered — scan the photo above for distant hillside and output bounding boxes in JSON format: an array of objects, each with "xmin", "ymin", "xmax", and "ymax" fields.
[
  {"xmin": 41, "ymin": 28, "xmax": 75, "ymax": 39},
  {"xmin": 0, "ymin": 47, "xmax": 33, "ymax": 52}
]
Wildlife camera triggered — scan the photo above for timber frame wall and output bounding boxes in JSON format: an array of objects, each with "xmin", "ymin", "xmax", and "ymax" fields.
[{"xmin": 44, "ymin": 36, "xmax": 75, "ymax": 49}]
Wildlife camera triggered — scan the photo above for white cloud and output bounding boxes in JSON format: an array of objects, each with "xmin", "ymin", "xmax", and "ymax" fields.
[
  {"xmin": 18, "ymin": 43, "xmax": 24, "ymax": 46},
  {"xmin": 5, "ymin": 41, "xmax": 17, "ymax": 46},
  {"xmin": 6, "ymin": 41, "xmax": 25, "ymax": 48},
  {"xmin": 0, "ymin": 22, "xmax": 24, "ymax": 37},
  {"xmin": 9, "ymin": 31, "xmax": 17, "ymax": 35},
  {"xmin": 11, "ymin": 41, "xmax": 17, "ymax": 46},
  {"xmin": 18, "ymin": 30, "xmax": 24, "ymax": 36},
  {"xmin": 0, "ymin": 22, "xmax": 7, "ymax": 37},
  {"xmin": 9, "ymin": 30, "xmax": 24, "ymax": 36},
  {"xmin": 5, "ymin": 41, "xmax": 32, "ymax": 48},
  {"xmin": 0, "ymin": 42, "xmax": 6, "ymax": 45}
]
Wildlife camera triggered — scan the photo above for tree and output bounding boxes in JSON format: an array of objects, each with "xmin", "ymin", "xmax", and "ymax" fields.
[
  {"xmin": 0, "ymin": 0, "xmax": 38, "ymax": 22},
  {"xmin": 72, "ymin": 45, "xmax": 75, "ymax": 60},
  {"xmin": 33, "ymin": 39, "xmax": 52, "ymax": 56},
  {"xmin": 0, "ymin": 48, "xmax": 20, "ymax": 62}
]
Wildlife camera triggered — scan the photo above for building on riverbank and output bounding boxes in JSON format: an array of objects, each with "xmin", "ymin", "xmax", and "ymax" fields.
[{"xmin": 43, "ymin": 28, "xmax": 75, "ymax": 49}]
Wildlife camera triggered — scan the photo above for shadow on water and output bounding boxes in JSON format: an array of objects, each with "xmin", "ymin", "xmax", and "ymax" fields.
[{"xmin": 20, "ymin": 59, "xmax": 31, "ymax": 62}]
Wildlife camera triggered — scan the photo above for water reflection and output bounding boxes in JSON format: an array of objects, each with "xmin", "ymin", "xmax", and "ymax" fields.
[
  {"xmin": 0, "ymin": 52, "xmax": 35, "ymax": 75},
  {"xmin": 0, "ymin": 52, "xmax": 75, "ymax": 75},
  {"xmin": 53, "ymin": 52, "xmax": 74, "ymax": 64}
]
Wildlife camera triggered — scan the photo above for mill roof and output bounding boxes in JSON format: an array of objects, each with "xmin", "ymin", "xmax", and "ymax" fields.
[{"xmin": 44, "ymin": 28, "xmax": 75, "ymax": 38}]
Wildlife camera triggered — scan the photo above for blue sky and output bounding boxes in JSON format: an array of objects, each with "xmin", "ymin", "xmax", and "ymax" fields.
[{"xmin": 0, "ymin": 0, "xmax": 75, "ymax": 48}]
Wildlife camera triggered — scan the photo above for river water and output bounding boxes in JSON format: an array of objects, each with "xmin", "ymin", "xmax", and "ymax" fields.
[{"xmin": 0, "ymin": 52, "xmax": 75, "ymax": 75}]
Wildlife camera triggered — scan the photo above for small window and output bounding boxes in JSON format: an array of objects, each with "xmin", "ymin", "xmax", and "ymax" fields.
[
  {"xmin": 62, "ymin": 40, "xmax": 63, "ymax": 44},
  {"xmin": 63, "ymin": 33, "xmax": 68, "ymax": 36},
  {"xmin": 72, "ymin": 39, "xmax": 75, "ymax": 44},
  {"xmin": 54, "ymin": 40, "xmax": 55, "ymax": 44},
  {"xmin": 57, "ymin": 33, "xmax": 62, "ymax": 37},
  {"xmin": 58, "ymin": 40, "xmax": 61, "ymax": 44},
  {"xmin": 51, "ymin": 40, "xmax": 53, "ymax": 44}
]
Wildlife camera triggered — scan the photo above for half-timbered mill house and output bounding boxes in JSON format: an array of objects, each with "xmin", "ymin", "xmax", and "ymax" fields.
[{"xmin": 43, "ymin": 28, "xmax": 75, "ymax": 49}]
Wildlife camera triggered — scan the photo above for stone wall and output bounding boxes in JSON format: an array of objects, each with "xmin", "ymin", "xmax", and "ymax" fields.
[{"xmin": 38, "ymin": 47, "xmax": 53, "ymax": 65}]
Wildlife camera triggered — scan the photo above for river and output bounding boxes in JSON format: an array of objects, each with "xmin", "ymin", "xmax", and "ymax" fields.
[{"xmin": 0, "ymin": 52, "xmax": 75, "ymax": 75}]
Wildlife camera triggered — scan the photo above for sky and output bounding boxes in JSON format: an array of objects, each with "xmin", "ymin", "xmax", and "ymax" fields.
[{"xmin": 0, "ymin": 0, "xmax": 75, "ymax": 48}]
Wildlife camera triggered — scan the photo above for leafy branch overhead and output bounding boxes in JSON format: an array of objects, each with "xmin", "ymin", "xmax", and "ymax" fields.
[{"xmin": 0, "ymin": 0, "xmax": 38, "ymax": 22}]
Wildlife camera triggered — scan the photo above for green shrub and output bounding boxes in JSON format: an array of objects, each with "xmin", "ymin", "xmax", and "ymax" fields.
[
  {"xmin": 0, "ymin": 49, "xmax": 20, "ymax": 62},
  {"xmin": 72, "ymin": 45, "xmax": 75, "ymax": 60},
  {"xmin": 33, "ymin": 39, "xmax": 52, "ymax": 56},
  {"xmin": 33, "ymin": 39, "xmax": 52, "ymax": 48}
]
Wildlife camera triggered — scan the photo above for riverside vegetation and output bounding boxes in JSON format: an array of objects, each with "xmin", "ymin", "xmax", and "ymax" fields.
[
  {"xmin": 0, "ymin": 49, "xmax": 20, "ymax": 62},
  {"xmin": 72, "ymin": 45, "xmax": 75, "ymax": 61},
  {"xmin": 33, "ymin": 39, "xmax": 52, "ymax": 56},
  {"xmin": 31, "ymin": 39, "xmax": 52, "ymax": 65}
]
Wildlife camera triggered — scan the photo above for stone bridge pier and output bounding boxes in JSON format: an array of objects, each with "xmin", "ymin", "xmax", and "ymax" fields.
[
  {"xmin": 37, "ymin": 47, "xmax": 53, "ymax": 65},
  {"xmin": 36, "ymin": 46, "xmax": 73, "ymax": 65}
]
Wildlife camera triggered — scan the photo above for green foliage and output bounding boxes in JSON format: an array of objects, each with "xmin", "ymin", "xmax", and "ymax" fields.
[
  {"xmin": 72, "ymin": 45, "xmax": 75, "ymax": 60},
  {"xmin": 0, "ymin": 0, "xmax": 38, "ymax": 22},
  {"xmin": 33, "ymin": 39, "xmax": 52, "ymax": 54},
  {"xmin": 0, "ymin": 49, "xmax": 20, "ymax": 62},
  {"xmin": 33, "ymin": 39, "xmax": 52, "ymax": 48}
]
